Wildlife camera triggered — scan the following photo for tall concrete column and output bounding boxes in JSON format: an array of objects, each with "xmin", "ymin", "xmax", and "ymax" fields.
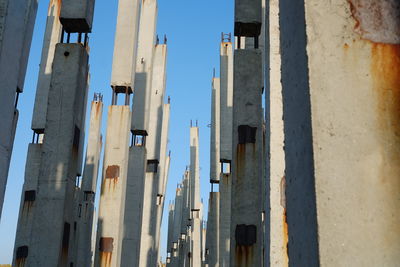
[
  {"xmin": 76, "ymin": 97, "xmax": 103, "ymax": 267},
  {"xmin": 218, "ymin": 38, "xmax": 233, "ymax": 267},
  {"xmin": 279, "ymin": 1, "xmax": 400, "ymax": 266},
  {"xmin": 138, "ymin": 43, "xmax": 168, "ymax": 267},
  {"xmin": 189, "ymin": 127, "xmax": 202, "ymax": 267},
  {"xmin": 95, "ymin": 106, "xmax": 131, "ymax": 267},
  {"xmin": 131, "ymin": 0, "xmax": 158, "ymax": 134},
  {"xmin": 13, "ymin": 43, "xmax": 89, "ymax": 266},
  {"xmin": 267, "ymin": 0, "xmax": 288, "ymax": 266},
  {"xmin": 31, "ymin": 0, "xmax": 62, "ymax": 131},
  {"xmin": 205, "ymin": 192, "xmax": 220, "ymax": 267},
  {"xmin": 166, "ymin": 202, "xmax": 175, "ymax": 264},
  {"xmin": 0, "ymin": 0, "xmax": 38, "ymax": 219},
  {"xmin": 210, "ymin": 78, "xmax": 221, "ymax": 183}
]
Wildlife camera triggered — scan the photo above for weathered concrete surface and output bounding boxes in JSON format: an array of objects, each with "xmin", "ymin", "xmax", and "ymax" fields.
[
  {"xmin": 234, "ymin": 0, "xmax": 262, "ymax": 37},
  {"xmin": 15, "ymin": 43, "xmax": 89, "ymax": 266},
  {"xmin": 95, "ymin": 106, "xmax": 131, "ymax": 267},
  {"xmin": 32, "ymin": 0, "xmax": 62, "ymax": 130},
  {"xmin": 0, "ymin": 0, "xmax": 38, "ymax": 219},
  {"xmin": 210, "ymin": 78, "xmax": 221, "ymax": 182},
  {"xmin": 230, "ymin": 49, "xmax": 263, "ymax": 266},
  {"xmin": 219, "ymin": 42, "xmax": 234, "ymax": 163},
  {"xmin": 121, "ymin": 145, "xmax": 147, "ymax": 267},
  {"xmin": 205, "ymin": 192, "xmax": 220, "ymax": 267},
  {"xmin": 110, "ymin": 0, "xmax": 140, "ymax": 91},
  {"xmin": 268, "ymin": 0, "xmax": 288, "ymax": 266},
  {"xmin": 218, "ymin": 173, "xmax": 231, "ymax": 267},
  {"xmin": 12, "ymin": 144, "xmax": 42, "ymax": 266},
  {"xmin": 131, "ymin": 0, "xmax": 158, "ymax": 132},
  {"xmin": 166, "ymin": 202, "xmax": 175, "ymax": 258},
  {"xmin": 279, "ymin": 0, "xmax": 400, "ymax": 266},
  {"xmin": 60, "ymin": 0, "xmax": 95, "ymax": 33},
  {"xmin": 76, "ymin": 100, "xmax": 103, "ymax": 267}
]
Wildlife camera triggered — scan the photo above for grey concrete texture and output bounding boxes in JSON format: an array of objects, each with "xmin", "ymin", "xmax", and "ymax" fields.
[
  {"xmin": 31, "ymin": 0, "xmax": 62, "ymax": 130},
  {"xmin": 13, "ymin": 144, "xmax": 42, "ymax": 266},
  {"xmin": 218, "ymin": 173, "xmax": 231, "ymax": 267},
  {"xmin": 15, "ymin": 43, "xmax": 89, "ymax": 266},
  {"xmin": 230, "ymin": 49, "xmax": 264, "ymax": 266},
  {"xmin": 76, "ymin": 100, "xmax": 103, "ymax": 267},
  {"xmin": 0, "ymin": 0, "xmax": 38, "ymax": 220},
  {"xmin": 267, "ymin": 0, "xmax": 288, "ymax": 266},
  {"xmin": 121, "ymin": 146, "xmax": 147, "ymax": 267},
  {"xmin": 234, "ymin": 0, "xmax": 262, "ymax": 37},
  {"xmin": 210, "ymin": 78, "xmax": 221, "ymax": 182},
  {"xmin": 279, "ymin": 0, "xmax": 400, "ymax": 266},
  {"xmin": 110, "ymin": 0, "xmax": 140, "ymax": 91},
  {"xmin": 205, "ymin": 192, "xmax": 220, "ymax": 267},
  {"xmin": 95, "ymin": 105, "xmax": 131, "ymax": 267},
  {"xmin": 131, "ymin": 0, "xmax": 158, "ymax": 132},
  {"xmin": 219, "ymin": 42, "xmax": 234, "ymax": 163},
  {"xmin": 60, "ymin": 0, "xmax": 95, "ymax": 33},
  {"xmin": 190, "ymin": 127, "xmax": 201, "ymax": 211}
]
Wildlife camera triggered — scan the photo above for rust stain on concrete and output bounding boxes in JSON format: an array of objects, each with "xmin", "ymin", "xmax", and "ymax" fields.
[
  {"xmin": 283, "ymin": 209, "xmax": 289, "ymax": 266},
  {"xmin": 100, "ymin": 252, "xmax": 112, "ymax": 267}
]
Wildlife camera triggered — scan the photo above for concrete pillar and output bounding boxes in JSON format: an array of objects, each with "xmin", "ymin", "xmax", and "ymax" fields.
[
  {"xmin": 138, "ymin": 43, "xmax": 168, "ymax": 267},
  {"xmin": 178, "ymin": 171, "xmax": 190, "ymax": 267},
  {"xmin": 218, "ymin": 39, "xmax": 233, "ymax": 267},
  {"xmin": 189, "ymin": 127, "xmax": 202, "ymax": 266},
  {"xmin": 230, "ymin": 48, "xmax": 263, "ymax": 266},
  {"xmin": 267, "ymin": 0, "xmax": 287, "ymax": 266},
  {"xmin": 13, "ymin": 43, "xmax": 89, "ymax": 266},
  {"xmin": 76, "ymin": 98, "xmax": 103, "ymax": 267},
  {"xmin": 0, "ymin": 0, "xmax": 38, "ymax": 219},
  {"xmin": 31, "ymin": 0, "xmax": 62, "ymax": 130},
  {"xmin": 279, "ymin": 1, "xmax": 400, "ymax": 266},
  {"xmin": 170, "ymin": 185, "xmax": 183, "ymax": 266},
  {"xmin": 110, "ymin": 0, "xmax": 140, "ymax": 94},
  {"xmin": 205, "ymin": 192, "xmax": 220, "ymax": 267},
  {"xmin": 166, "ymin": 202, "xmax": 175, "ymax": 264},
  {"xmin": 131, "ymin": 0, "xmax": 158, "ymax": 134},
  {"xmin": 202, "ymin": 220, "xmax": 207, "ymax": 266},
  {"xmin": 210, "ymin": 78, "xmax": 221, "ymax": 183},
  {"xmin": 121, "ymin": 145, "xmax": 147, "ymax": 267},
  {"xmin": 95, "ymin": 106, "xmax": 131, "ymax": 267}
]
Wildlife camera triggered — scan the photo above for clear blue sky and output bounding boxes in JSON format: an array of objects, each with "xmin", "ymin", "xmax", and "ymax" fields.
[{"xmin": 0, "ymin": 0, "xmax": 233, "ymax": 263}]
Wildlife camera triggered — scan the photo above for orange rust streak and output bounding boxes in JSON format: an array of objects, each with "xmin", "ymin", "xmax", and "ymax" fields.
[
  {"xmin": 283, "ymin": 209, "xmax": 289, "ymax": 266},
  {"xmin": 371, "ymin": 43, "xmax": 400, "ymax": 181},
  {"xmin": 100, "ymin": 252, "xmax": 112, "ymax": 267}
]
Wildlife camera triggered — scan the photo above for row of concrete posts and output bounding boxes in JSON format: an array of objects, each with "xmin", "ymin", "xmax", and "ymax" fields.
[
  {"xmin": 11, "ymin": 0, "xmax": 171, "ymax": 266},
  {"xmin": 167, "ymin": 0, "xmax": 400, "ymax": 266}
]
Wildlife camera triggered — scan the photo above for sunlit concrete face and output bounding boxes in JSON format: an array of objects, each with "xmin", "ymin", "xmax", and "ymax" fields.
[
  {"xmin": 110, "ymin": 0, "xmax": 140, "ymax": 93},
  {"xmin": 95, "ymin": 106, "xmax": 131, "ymax": 267},
  {"xmin": 230, "ymin": 49, "xmax": 263, "ymax": 266},
  {"xmin": 76, "ymin": 99, "xmax": 103, "ymax": 267},
  {"xmin": 13, "ymin": 43, "xmax": 89, "ymax": 266},
  {"xmin": 210, "ymin": 78, "xmax": 221, "ymax": 182},
  {"xmin": 31, "ymin": 0, "xmax": 62, "ymax": 131},
  {"xmin": 131, "ymin": 0, "xmax": 158, "ymax": 133},
  {"xmin": 279, "ymin": 0, "xmax": 400, "ymax": 266},
  {"xmin": 0, "ymin": 0, "xmax": 38, "ymax": 220},
  {"xmin": 205, "ymin": 192, "xmax": 220, "ymax": 266}
]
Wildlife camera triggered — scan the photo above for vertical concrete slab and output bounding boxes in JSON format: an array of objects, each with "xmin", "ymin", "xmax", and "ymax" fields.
[
  {"xmin": 19, "ymin": 43, "xmax": 89, "ymax": 266},
  {"xmin": 12, "ymin": 144, "xmax": 42, "ymax": 267},
  {"xmin": 218, "ymin": 173, "xmax": 231, "ymax": 267},
  {"xmin": 31, "ymin": 0, "xmax": 62, "ymax": 130},
  {"xmin": 279, "ymin": 0, "xmax": 400, "ymax": 266},
  {"xmin": 267, "ymin": 0, "xmax": 288, "ymax": 266},
  {"xmin": 230, "ymin": 49, "xmax": 263, "ymax": 266},
  {"xmin": 219, "ymin": 42, "xmax": 234, "ymax": 163},
  {"xmin": 110, "ymin": 0, "xmax": 140, "ymax": 91},
  {"xmin": 138, "ymin": 44, "xmax": 168, "ymax": 267},
  {"xmin": 170, "ymin": 185, "xmax": 183, "ymax": 266},
  {"xmin": 76, "ymin": 99, "xmax": 103, "ymax": 267},
  {"xmin": 121, "ymin": 145, "xmax": 147, "ymax": 267},
  {"xmin": 189, "ymin": 127, "xmax": 202, "ymax": 266},
  {"xmin": 210, "ymin": 78, "xmax": 221, "ymax": 182},
  {"xmin": 166, "ymin": 202, "xmax": 175, "ymax": 258},
  {"xmin": 205, "ymin": 192, "xmax": 220, "ymax": 267},
  {"xmin": 95, "ymin": 106, "xmax": 131, "ymax": 267},
  {"xmin": 0, "ymin": 0, "xmax": 38, "ymax": 219},
  {"xmin": 131, "ymin": 0, "xmax": 158, "ymax": 133}
]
